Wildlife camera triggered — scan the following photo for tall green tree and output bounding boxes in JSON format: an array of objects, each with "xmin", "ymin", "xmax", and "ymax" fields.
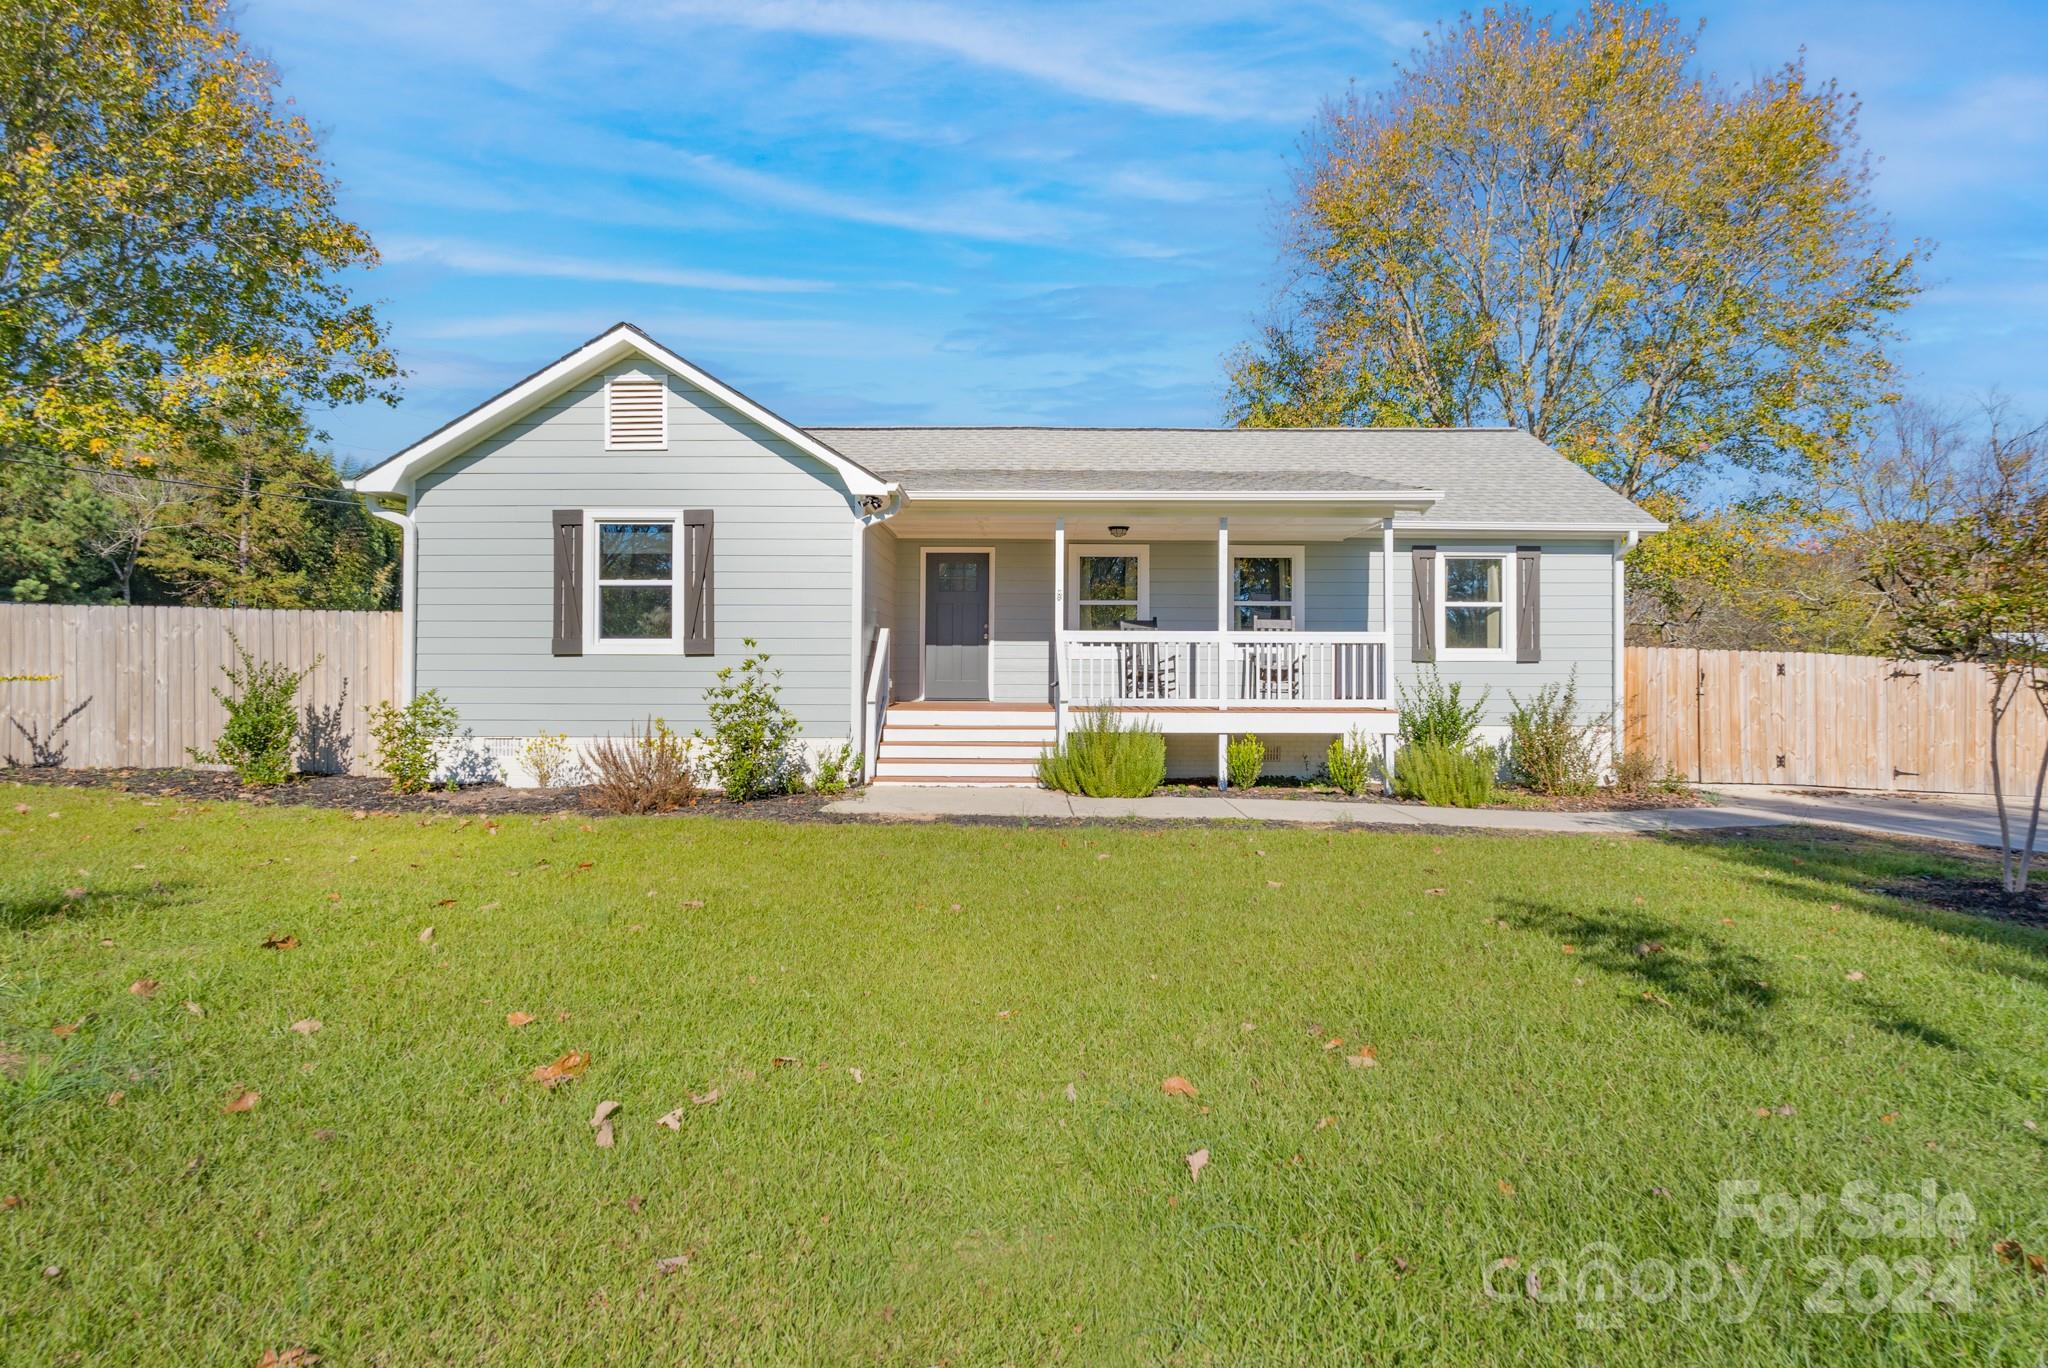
[
  {"xmin": 0, "ymin": 0, "xmax": 399, "ymax": 600},
  {"xmin": 1227, "ymin": 3, "xmax": 1920, "ymax": 603}
]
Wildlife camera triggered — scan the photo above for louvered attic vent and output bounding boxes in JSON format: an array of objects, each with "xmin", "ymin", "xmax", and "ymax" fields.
[{"xmin": 605, "ymin": 376, "xmax": 668, "ymax": 449}]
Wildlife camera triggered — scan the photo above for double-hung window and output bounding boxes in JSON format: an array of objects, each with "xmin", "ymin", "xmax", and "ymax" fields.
[
  {"xmin": 594, "ymin": 519, "xmax": 676, "ymax": 646},
  {"xmin": 1439, "ymin": 551, "xmax": 1512, "ymax": 657},
  {"xmin": 1068, "ymin": 544, "xmax": 1150, "ymax": 629},
  {"xmin": 1231, "ymin": 546, "xmax": 1303, "ymax": 630}
]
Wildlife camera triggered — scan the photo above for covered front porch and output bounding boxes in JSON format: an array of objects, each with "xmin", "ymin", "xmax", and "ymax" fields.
[{"xmin": 869, "ymin": 493, "xmax": 1430, "ymax": 785}]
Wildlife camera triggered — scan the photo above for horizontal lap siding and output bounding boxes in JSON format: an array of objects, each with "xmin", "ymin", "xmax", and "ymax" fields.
[
  {"xmin": 889, "ymin": 540, "xmax": 1053, "ymax": 703},
  {"xmin": 413, "ymin": 362, "xmax": 855, "ymax": 738},
  {"xmin": 1392, "ymin": 539, "xmax": 1615, "ymax": 726}
]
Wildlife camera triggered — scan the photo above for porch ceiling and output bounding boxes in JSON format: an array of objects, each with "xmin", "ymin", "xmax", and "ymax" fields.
[{"xmin": 882, "ymin": 501, "xmax": 1400, "ymax": 542}]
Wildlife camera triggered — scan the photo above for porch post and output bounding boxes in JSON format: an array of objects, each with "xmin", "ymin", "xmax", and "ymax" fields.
[
  {"xmin": 1217, "ymin": 515, "xmax": 1230, "ymax": 788},
  {"xmin": 1380, "ymin": 518, "xmax": 1395, "ymax": 701},
  {"xmin": 1053, "ymin": 516, "xmax": 1067, "ymax": 745}
]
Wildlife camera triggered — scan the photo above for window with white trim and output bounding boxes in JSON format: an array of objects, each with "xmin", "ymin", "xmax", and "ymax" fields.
[
  {"xmin": 594, "ymin": 520, "xmax": 675, "ymax": 643},
  {"xmin": 1439, "ymin": 551, "xmax": 1512, "ymax": 656},
  {"xmin": 1067, "ymin": 544, "xmax": 1149, "ymax": 629},
  {"xmin": 1231, "ymin": 545, "xmax": 1303, "ymax": 630}
]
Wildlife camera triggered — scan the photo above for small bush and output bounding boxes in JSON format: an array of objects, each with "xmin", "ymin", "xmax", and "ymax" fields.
[
  {"xmin": 1324, "ymin": 728, "xmax": 1377, "ymax": 796},
  {"xmin": 1392, "ymin": 739, "xmax": 1497, "ymax": 807},
  {"xmin": 518, "ymin": 732, "xmax": 577, "ymax": 789},
  {"xmin": 1612, "ymin": 746, "xmax": 1660, "ymax": 796},
  {"xmin": 1505, "ymin": 671, "xmax": 1606, "ymax": 796},
  {"xmin": 809, "ymin": 743, "xmax": 860, "ymax": 795},
  {"xmin": 584, "ymin": 717, "xmax": 698, "ymax": 813},
  {"xmin": 188, "ymin": 633, "xmax": 319, "ymax": 786},
  {"xmin": 1036, "ymin": 708, "xmax": 1166, "ymax": 797},
  {"xmin": 367, "ymin": 690, "xmax": 462, "ymax": 794},
  {"xmin": 1397, "ymin": 668, "xmax": 1489, "ymax": 752},
  {"xmin": 697, "ymin": 640, "xmax": 803, "ymax": 800},
  {"xmin": 1225, "ymin": 734, "xmax": 1265, "ymax": 789}
]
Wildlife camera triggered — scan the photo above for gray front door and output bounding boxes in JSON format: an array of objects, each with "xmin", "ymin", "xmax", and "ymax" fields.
[{"xmin": 924, "ymin": 553, "xmax": 990, "ymax": 700}]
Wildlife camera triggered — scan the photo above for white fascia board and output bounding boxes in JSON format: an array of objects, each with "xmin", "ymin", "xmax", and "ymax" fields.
[
  {"xmin": 906, "ymin": 488, "xmax": 1445, "ymax": 505},
  {"xmin": 350, "ymin": 324, "xmax": 896, "ymax": 501},
  {"xmin": 1391, "ymin": 518, "xmax": 1668, "ymax": 535}
]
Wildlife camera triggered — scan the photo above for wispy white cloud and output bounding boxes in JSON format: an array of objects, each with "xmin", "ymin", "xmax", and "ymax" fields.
[
  {"xmin": 648, "ymin": 0, "xmax": 1285, "ymax": 120},
  {"xmin": 378, "ymin": 237, "xmax": 832, "ymax": 293}
]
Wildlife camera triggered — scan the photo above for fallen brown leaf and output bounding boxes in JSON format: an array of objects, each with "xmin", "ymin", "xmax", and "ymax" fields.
[
  {"xmin": 106, "ymin": 1090, "xmax": 124, "ymax": 1107},
  {"xmin": 1561, "ymin": 945, "xmax": 1576, "ymax": 955},
  {"xmin": 680, "ymin": 899, "xmax": 705, "ymax": 909},
  {"xmin": 1423, "ymin": 887, "xmax": 1446, "ymax": 896},
  {"xmin": 626, "ymin": 1194, "xmax": 645, "ymax": 1213},
  {"xmin": 1315, "ymin": 1115, "xmax": 1336, "ymax": 1131},
  {"xmin": 128, "ymin": 979, "xmax": 159, "ymax": 998},
  {"xmin": 770, "ymin": 1055, "xmax": 798, "ymax": 1068},
  {"xmin": 1346, "ymin": 1046, "xmax": 1379, "ymax": 1068},
  {"xmin": 1632, "ymin": 941, "xmax": 1664, "ymax": 957},
  {"xmin": 591, "ymin": 1099, "xmax": 620, "ymax": 1147},
  {"xmin": 50, "ymin": 1022, "xmax": 79, "ymax": 1038},
  {"xmin": 185, "ymin": 1001, "xmax": 204, "ymax": 1017},
  {"xmin": 848, "ymin": 1067, "xmax": 864, "ymax": 1084},
  {"xmin": 1161, "ymin": 1076, "xmax": 1198, "ymax": 1099},
  {"xmin": 1497, "ymin": 1179, "xmax": 1516, "ymax": 1197},
  {"xmin": 224, "ymin": 1088, "xmax": 261, "ymax": 1114},
  {"xmin": 1185, "ymin": 1147, "xmax": 1209, "ymax": 1182},
  {"xmin": 417, "ymin": 926, "xmax": 434, "ymax": 944},
  {"xmin": 254, "ymin": 1349, "xmax": 320, "ymax": 1367},
  {"xmin": 290, "ymin": 1018, "xmax": 321, "ymax": 1035},
  {"xmin": 657, "ymin": 1107, "xmax": 685, "ymax": 1131},
  {"xmin": 654, "ymin": 1253, "xmax": 692, "ymax": 1274},
  {"xmin": 530, "ymin": 1050, "xmax": 589, "ymax": 1088},
  {"xmin": 1063, "ymin": 1082, "xmax": 1078, "ymax": 1103},
  {"xmin": 262, "ymin": 934, "xmax": 299, "ymax": 951},
  {"xmin": 1845, "ymin": 970, "xmax": 1866, "ymax": 982},
  {"xmin": 434, "ymin": 898, "xmax": 456, "ymax": 908},
  {"xmin": 505, "ymin": 1012, "xmax": 536, "ymax": 1028},
  {"xmin": 690, "ymin": 1087, "xmax": 721, "ymax": 1106},
  {"xmin": 62, "ymin": 886, "xmax": 86, "ymax": 901}
]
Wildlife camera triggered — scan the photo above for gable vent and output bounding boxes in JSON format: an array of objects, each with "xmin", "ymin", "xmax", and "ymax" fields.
[{"xmin": 605, "ymin": 376, "xmax": 667, "ymax": 450}]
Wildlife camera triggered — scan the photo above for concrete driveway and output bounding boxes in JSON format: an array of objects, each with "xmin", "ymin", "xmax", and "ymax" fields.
[{"xmin": 1701, "ymin": 785, "xmax": 2045, "ymax": 853}]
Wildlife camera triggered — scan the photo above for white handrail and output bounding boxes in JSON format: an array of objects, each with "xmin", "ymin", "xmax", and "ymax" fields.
[{"xmin": 862, "ymin": 626, "xmax": 891, "ymax": 783}]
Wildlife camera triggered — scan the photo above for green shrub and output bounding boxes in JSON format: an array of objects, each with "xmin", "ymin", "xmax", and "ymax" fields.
[
  {"xmin": 584, "ymin": 717, "xmax": 698, "ymax": 813},
  {"xmin": 188, "ymin": 633, "xmax": 319, "ymax": 786},
  {"xmin": 1225, "ymin": 733, "xmax": 1265, "ymax": 789},
  {"xmin": 367, "ymin": 690, "xmax": 462, "ymax": 794},
  {"xmin": 1506, "ymin": 671, "xmax": 1606, "ymax": 796},
  {"xmin": 1397, "ymin": 668, "xmax": 1489, "ymax": 752},
  {"xmin": 1392, "ymin": 739, "xmax": 1497, "ymax": 807},
  {"xmin": 518, "ymin": 731, "xmax": 576, "ymax": 789},
  {"xmin": 697, "ymin": 640, "xmax": 803, "ymax": 800},
  {"xmin": 809, "ymin": 743, "xmax": 860, "ymax": 795},
  {"xmin": 1324, "ymin": 728, "xmax": 1377, "ymax": 796},
  {"xmin": 1036, "ymin": 708, "xmax": 1166, "ymax": 798},
  {"xmin": 1612, "ymin": 746, "xmax": 1660, "ymax": 796}
]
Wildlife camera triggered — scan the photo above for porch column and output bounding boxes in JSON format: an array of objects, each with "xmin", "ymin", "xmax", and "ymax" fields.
[
  {"xmin": 1053, "ymin": 516, "xmax": 1067, "ymax": 745},
  {"xmin": 1216, "ymin": 515, "xmax": 1230, "ymax": 788},
  {"xmin": 1381, "ymin": 518, "xmax": 1395, "ymax": 700}
]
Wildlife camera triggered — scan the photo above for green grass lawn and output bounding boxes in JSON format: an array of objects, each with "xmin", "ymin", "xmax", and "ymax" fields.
[{"xmin": 3, "ymin": 784, "xmax": 2045, "ymax": 1364}]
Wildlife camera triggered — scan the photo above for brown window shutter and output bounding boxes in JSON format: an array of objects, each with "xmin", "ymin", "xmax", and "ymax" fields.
[
  {"xmin": 1515, "ymin": 546, "xmax": 1541, "ymax": 663},
  {"xmin": 683, "ymin": 509, "xmax": 714, "ymax": 656},
  {"xmin": 1410, "ymin": 546, "xmax": 1436, "ymax": 663},
  {"xmin": 552, "ymin": 510, "xmax": 583, "ymax": 656}
]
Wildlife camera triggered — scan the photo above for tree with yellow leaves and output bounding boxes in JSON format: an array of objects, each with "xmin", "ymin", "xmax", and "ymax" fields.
[
  {"xmin": 1227, "ymin": 4, "xmax": 1921, "ymax": 624},
  {"xmin": 0, "ymin": 0, "xmax": 399, "ymax": 598}
]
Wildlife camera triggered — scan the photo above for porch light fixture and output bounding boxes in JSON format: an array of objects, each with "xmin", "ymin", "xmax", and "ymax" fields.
[{"xmin": 1108, "ymin": 525, "xmax": 1129, "ymax": 538}]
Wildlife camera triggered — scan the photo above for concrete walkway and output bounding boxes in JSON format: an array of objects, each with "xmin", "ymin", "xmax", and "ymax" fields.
[{"xmin": 826, "ymin": 783, "xmax": 2044, "ymax": 853}]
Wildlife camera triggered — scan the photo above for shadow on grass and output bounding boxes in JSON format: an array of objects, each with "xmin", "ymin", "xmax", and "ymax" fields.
[
  {"xmin": 1655, "ymin": 825, "xmax": 2048, "ymax": 989},
  {"xmin": 1496, "ymin": 897, "xmax": 1780, "ymax": 1046},
  {"xmin": 0, "ymin": 879, "xmax": 190, "ymax": 933}
]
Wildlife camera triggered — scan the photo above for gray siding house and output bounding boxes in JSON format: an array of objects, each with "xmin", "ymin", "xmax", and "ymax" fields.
[{"xmin": 351, "ymin": 324, "xmax": 1663, "ymax": 787}]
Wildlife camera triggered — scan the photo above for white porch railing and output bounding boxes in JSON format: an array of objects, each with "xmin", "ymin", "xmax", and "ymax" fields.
[
  {"xmin": 862, "ymin": 626, "xmax": 891, "ymax": 782},
  {"xmin": 1060, "ymin": 630, "xmax": 1390, "ymax": 708}
]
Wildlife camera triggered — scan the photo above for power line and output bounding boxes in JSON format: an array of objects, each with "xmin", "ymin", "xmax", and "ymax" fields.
[{"xmin": 0, "ymin": 451, "xmax": 374, "ymax": 511}]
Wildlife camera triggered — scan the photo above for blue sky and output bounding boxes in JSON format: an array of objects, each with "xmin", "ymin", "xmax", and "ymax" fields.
[{"xmin": 233, "ymin": 0, "xmax": 2048, "ymax": 471}]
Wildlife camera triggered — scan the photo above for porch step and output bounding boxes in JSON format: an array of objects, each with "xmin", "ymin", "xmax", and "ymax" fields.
[{"xmin": 874, "ymin": 702, "xmax": 1053, "ymax": 788}]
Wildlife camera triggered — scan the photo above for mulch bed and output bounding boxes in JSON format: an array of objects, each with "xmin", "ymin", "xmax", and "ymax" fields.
[{"xmin": 0, "ymin": 765, "xmax": 837, "ymax": 822}]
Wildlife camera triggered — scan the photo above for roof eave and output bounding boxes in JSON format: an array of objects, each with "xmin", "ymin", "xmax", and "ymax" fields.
[
  {"xmin": 902, "ymin": 487, "xmax": 1446, "ymax": 505},
  {"xmin": 351, "ymin": 324, "xmax": 896, "ymax": 501}
]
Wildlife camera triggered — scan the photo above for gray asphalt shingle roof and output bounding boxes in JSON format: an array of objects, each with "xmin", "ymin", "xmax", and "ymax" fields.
[{"xmin": 806, "ymin": 426, "xmax": 1662, "ymax": 530}]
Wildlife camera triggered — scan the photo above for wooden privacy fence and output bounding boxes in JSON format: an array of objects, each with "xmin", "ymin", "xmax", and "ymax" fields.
[
  {"xmin": 1, "ymin": 606, "xmax": 402, "ymax": 775},
  {"xmin": 1626, "ymin": 646, "xmax": 2048, "ymax": 796}
]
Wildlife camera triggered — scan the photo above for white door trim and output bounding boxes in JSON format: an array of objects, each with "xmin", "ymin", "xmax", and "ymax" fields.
[{"xmin": 917, "ymin": 545, "xmax": 996, "ymax": 701}]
